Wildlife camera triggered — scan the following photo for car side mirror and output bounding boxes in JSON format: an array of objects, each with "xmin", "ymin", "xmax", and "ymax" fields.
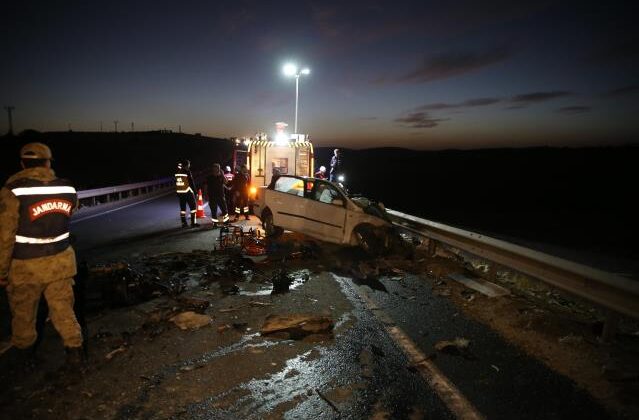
[{"xmin": 332, "ymin": 199, "xmax": 344, "ymax": 206}]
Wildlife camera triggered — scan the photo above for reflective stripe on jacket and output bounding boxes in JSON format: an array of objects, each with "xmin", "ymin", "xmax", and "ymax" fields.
[
  {"xmin": 6, "ymin": 178, "xmax": 77, "ymax": 260},
  {"xmin": 175, "ymin": 173, "xmax": 192, "ymax": 193}
]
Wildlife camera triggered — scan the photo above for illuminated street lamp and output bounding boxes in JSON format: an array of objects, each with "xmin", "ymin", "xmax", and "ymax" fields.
[{"xmin": 283, "ymin": 63, "xmax": 310, "ymax": 134}]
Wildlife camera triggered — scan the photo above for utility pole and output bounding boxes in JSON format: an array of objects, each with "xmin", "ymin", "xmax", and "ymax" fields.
[
  {"xmin": 68, "ymin": 123, "xmax": 72, "ymax": 132},
  {"xmin": 113, "ymin": 120, "xmax": 119, "ymax": 132},
  {"xmin": 179, "ymin": 124, "xmax": 182, "ymax": 133},
  {"xmin": 131, "ymin": 122, "xmax": 134, "ymax": 132},
  {"xmin": 4, "ymin": 106, "xmax": 15, "ymax": 136},
  {"xmin": 100, "ymin": 121, "xmax": 103, "ymax": 132}
]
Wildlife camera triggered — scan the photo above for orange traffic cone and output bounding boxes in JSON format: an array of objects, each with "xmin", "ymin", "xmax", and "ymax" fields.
[{"xmin": 196, "ymin": 189, "xmax": 205, "ymax": 218}]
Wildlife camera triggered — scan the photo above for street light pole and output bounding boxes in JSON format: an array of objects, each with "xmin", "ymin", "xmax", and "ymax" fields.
[
  {"xmin": 283, "ymin": 63, "xmax": 310, "ymax": 134},
  {"xmin": 294, "ymin": 74, "xmax": 299, "ymax": 134}
]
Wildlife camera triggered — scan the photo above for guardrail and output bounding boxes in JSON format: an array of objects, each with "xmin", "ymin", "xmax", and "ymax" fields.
[
  {"xmin": 388, "ymin": 209, "xmax": 639, "ymax": 341},
  {"xmin": 76, "ymin": 169, "xmax": 212, "ymax": 207},
  {"xmin": 77, "ymin": 178, "xmax": 174, "ymax": 206}
]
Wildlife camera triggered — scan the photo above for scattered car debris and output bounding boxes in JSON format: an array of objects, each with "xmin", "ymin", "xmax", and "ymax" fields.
[
  {"xmin": 170, "ymin": 312, "xmax": 212, "ymax": 330},
  {"xmin": 176, "ymin": 296, "xmax": 210, "ymax": 312},
  {"xmin": 180, "ymin": 365, "xmax": 204, "ymax": 372},
  {"xmin": 260, "ymin": 314, "xmax": 334, "ymax": 340},
  {"xmin": 219, "ymin": 307, "xmax": 243, "ymax": 313},
  {"xmin": 217, "ymin": 324, "xmax": 231, "ymax": 334},
  {"xmin": 447, "ymin": 273, "xmax": 510, "ymax": 298},
  {"xmin": 249, "ymin": 301, "xmax": 273, "ymax": 307},
  {"xmin": 461, "ymin": 290, "xmax": 476, "ymax": 302},
  {"xmin": 271, "ymin": 268, "xmax": 293, "ymax": 294},
  {"xmin": 434, "ymin": 338, "xmax": 476, "ymax": 360},
  {"xmin": 558, "ymin": 334, "xmax": 584, "ymax": 345},
  {"xmin": 105, "ymin": 346, "xmax": 126, "ymax": 360}
]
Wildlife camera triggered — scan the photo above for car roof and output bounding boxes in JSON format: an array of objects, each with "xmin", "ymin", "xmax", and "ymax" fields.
[{"xmin": 273, "ymin": 175, "xmax": 345, "ymax": 189}]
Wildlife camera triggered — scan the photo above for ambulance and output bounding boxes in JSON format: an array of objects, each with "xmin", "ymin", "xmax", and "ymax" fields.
[{"xmin": 233, "ymin": 122, "xmax": 314, "ymax": 197}]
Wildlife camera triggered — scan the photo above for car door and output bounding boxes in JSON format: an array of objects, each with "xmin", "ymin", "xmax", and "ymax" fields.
[
  {"xmin": 269, "ymin": 176, "xmax": 306, "ymax": 231},
  {"xmin": 303, "ymin": 181, "xmax": 347, "ymax": 243}
]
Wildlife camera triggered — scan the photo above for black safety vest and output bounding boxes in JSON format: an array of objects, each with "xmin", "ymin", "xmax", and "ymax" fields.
[
  {"xmin": 175, "ymin": 171, "xmax": 193, "ymax": 193},
  {"xmin": 7, "ymin": 178, "xmax": 77, "ymax": 260}
]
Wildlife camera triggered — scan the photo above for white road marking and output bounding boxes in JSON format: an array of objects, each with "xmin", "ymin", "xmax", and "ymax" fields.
[{"xmin": 335, "ymin": 274, "xmax": 485, "ymax": 420}]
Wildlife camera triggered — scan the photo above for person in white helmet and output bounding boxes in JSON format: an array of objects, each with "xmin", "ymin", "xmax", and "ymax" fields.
[{"xmin": 314, "ymin": 165, "xmax": 327, "ymax": 180}]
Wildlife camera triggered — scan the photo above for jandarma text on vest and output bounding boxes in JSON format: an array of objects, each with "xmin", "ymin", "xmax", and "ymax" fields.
[{"xmin": 28, "ymin": 199, "xmax": 73, "ymax": 221}]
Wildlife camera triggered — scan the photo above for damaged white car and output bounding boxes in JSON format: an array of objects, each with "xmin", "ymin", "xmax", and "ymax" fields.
[{"xmin": 252, "ymin": 175, "xmax": 394, "ymax": 253}]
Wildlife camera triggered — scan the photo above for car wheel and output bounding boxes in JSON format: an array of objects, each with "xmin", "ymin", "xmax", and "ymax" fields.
[
  {"xmin": 354, "ymin": 225, "xmax": 381, "ymax": 255},
  {"xmin": 262, "ymin": 210, "xmax": 282, "ymax": 237}
]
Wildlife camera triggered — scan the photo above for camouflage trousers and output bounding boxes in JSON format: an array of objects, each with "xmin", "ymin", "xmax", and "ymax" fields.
[{"xmin": 6, "ymin": 278, "xmax": 82, "ymax": 349}]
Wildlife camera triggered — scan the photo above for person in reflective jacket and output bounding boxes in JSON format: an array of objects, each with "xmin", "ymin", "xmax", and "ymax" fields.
[
  {"xmin": 205, "ymin": 163, "xmax": 229, "ymax": 225},
  {"xmin": 223, "ymin": 165, "xmax": 234, "ymax": 213},
  {"xmin": 232, "ymin": 164, "xmax": 250, "ymax": 221},
  {"xmin": 175, "ymin": 159, "xmax": 199, "ymax": 228},
  {"xmin": 0, "ymin": 142, "xmax": 84, "ymax": 368}
]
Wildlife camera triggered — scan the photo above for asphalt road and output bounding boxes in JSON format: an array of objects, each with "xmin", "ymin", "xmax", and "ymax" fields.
[{"xmin": 0, "ymin": 194, "xmax": 620, "ymax": 418}]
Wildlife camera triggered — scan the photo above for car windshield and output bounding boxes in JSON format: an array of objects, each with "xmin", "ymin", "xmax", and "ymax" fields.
[{"xmin": 273, "ymin": 176, "xmax": 305, "ymax": 196}]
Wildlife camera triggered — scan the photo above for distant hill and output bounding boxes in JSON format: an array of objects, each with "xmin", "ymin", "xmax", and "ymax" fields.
[
  {"xmin": 0, "ymin": 131, "xmax": 233, "ymax": 189},
  {"xmin": 2, "ymin": 133, "xmax": 636, "ymax": 257}
]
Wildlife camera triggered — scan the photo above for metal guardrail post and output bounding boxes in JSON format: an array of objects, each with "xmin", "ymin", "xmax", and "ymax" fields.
[
  {"xmin": 428, "ymin": 239, "xmax": 438, "ymax": 256},
  {"xmin": 487, "ymin": 264, "xmax": 498, "ymax": 282}
]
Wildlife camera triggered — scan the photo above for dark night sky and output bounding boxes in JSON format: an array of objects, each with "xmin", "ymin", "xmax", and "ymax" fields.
[{"xmin": 2, "ymin": 0, "xmax": 638, "ymax": 149}]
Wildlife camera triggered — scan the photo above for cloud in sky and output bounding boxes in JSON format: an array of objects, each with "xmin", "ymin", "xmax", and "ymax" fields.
[
  {"xmin": 394, "ymin": 112, "xmax": 448, "ymax": 128},
  {"xmin": 399, "ymin": 47, "xmax": 512, "ymax": 83},
  {"xmin": 556, "ymin": 106, "xmax": 591, "ymax": 114},
  {"xmin": 416, "ymin": 90, "xmax": 572, "ymax": 112},
  {"xmin": 510, "ymin": 90, "xmax": 573, "ymax": 103},
  {"xmin": 418, "ymin": 97, "xmax": 502, "ymax": 111},
  {"xmin": 602, "ymin": 85, "xmax": 638, "ymax": 98}
]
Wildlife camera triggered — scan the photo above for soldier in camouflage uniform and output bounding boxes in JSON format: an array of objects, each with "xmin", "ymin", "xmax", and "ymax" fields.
[{"xmin": 0, "ymin": 143, "xmax": 83, "ymax": 366}]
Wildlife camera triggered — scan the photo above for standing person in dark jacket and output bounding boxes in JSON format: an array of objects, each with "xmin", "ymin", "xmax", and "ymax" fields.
[
  {"xmin": 232, "ymin": 165, "xmax": 250, "ymax": 221},
  {"xmin": 223, "ymin": 166, "xmax": 234, "ymax": 214},
  {"xmin": 205, "ymin": 163, "xmax": 229, "ymax": 225},
  {"xmin": 175, "ymin": 159, "xmax": 199, "ymax": 228},
  {"xmin": 329, "ymin": 149, "xmax": 342, "ymax": 182},
  {"xmin": 0, "ymin": 142, "xmax": 84, "ymax": 369}
]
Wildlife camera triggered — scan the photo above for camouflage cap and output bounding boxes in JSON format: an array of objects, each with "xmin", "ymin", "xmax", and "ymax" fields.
[{"xmin": 20, "ymin": 142, "xmax": 53, "ymax": 160}]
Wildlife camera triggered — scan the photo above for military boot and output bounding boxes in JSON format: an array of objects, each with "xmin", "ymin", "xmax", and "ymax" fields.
[
  {"xmin": 181, "ymin": 215, "xmax": 188, "ymax": 228},
  {"xmin": 64, "ymin": 346, "xmax": 87, "ymax": 374}
]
